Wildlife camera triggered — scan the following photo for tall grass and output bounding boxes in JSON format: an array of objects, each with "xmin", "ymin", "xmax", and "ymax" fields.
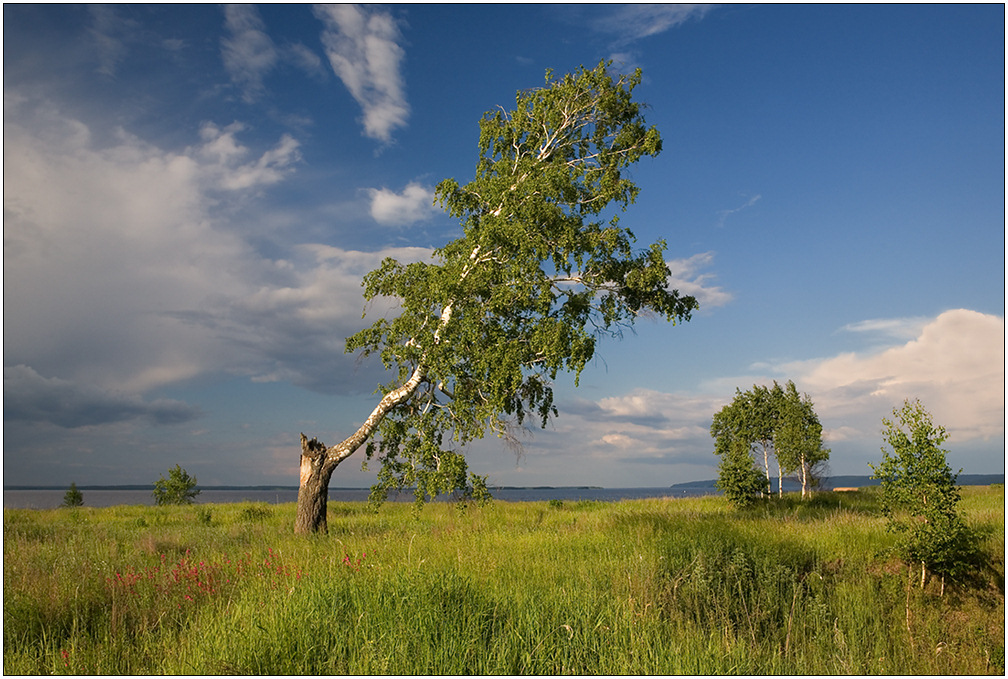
[{"xmin": 4, "ymin": 488, "xmax": 1004, "ymax": 674}]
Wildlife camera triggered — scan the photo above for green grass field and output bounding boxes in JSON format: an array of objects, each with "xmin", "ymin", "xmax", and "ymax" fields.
[{"xmin": 4, "ymin": 486, "xmax": 1004, "ymax": 674}]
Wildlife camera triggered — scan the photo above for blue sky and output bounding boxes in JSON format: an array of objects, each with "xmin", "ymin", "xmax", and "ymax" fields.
[{"xmin": 4, "ymin": 4, "xmax": 1004, "ymax": 489}]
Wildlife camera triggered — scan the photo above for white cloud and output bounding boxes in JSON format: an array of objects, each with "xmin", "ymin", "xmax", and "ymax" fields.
[
  {"xmin": 314, "ymin": 4, "xmax": 409, "ymax": 143},
  {"xmin": 666, "ymin": 252, "xmax": 733, "ymax": 309},
  {"xmin": 368, "ymin": 182, "xmax": 436, "ymax": 226},
  {"xmin": 840, "ymin": 316, "xmax": 931, "ymax": 342},
  {"xmin": 221, "ymin": 6, "xmax": 325, "ymax": 102},
  {"xmin": 285, "ymin": 42, "xmax": 324, "ymax": 75},
  {"xmin": 789, "ymin": 309, "xmax": 1005, "ymax": 443},
  {"xmin": 510, "ymin": 309, "xmax": 1003, "ymax": 483},
  {"xmin": 717, "ymin": 193, "xmax": 761, "ymax": 227},
  {"xmin": 542, "ymin": 389, "xmax": 723, "ymax": 472},
  {"xmin": 196, "ymin": 122, "xmax": 302, "ymax": 190},
  {"xmin": 593, "ymin": 5, "xmax": 713, "ymax": 47}
]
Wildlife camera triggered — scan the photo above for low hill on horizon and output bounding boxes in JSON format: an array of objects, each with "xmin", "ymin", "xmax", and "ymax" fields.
[{"xmin": 669, "ymin": 473, "xmax": 1004, "ymax": 492}]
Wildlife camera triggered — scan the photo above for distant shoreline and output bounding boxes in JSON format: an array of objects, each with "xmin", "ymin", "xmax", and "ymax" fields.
[
  {"xmin": 4, "ymin": 474, "xmax": 1002, "ymax": 492},
  {"xmin": 666, "ymin": 473, "xmax": 1004, "ymax": 492}
]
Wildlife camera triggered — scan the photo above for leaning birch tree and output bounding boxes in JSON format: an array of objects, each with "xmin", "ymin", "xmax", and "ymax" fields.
[{"xmin": 294, "ymin": 62, "xmax": 699, "ymax": 533}]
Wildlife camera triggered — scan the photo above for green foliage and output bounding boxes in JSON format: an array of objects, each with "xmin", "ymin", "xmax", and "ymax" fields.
[
  {"xmin": 711, "ymin": 380, "xmax": 828, "ymax": 506},
  {"xmin": 61, "ymin": 482, "xmax": 83, "ymax": 508},
  {"xmin": 869, "ymin": 399, "xmax": 980, "ymax": 584},
  {"xmin": 714, "ymin": 441, "xmax": 768, "ymax": 508},
  {"xmin": 152, "ymin": 465, "xmax": 200, "ymax": 506},
  {"xmin": 775, "ymin": 381, "xmax": 830, "ymax": 491},
  {"xmin": 346, "ymin": 61, "xmax": 697, "ymax": 504}
]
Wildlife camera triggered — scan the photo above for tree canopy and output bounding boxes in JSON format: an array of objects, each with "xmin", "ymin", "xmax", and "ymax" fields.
[
  {"xmin": 711, "ymin": 380, "xmax": 828, "ymax": 507},
  {"xmin": 295, "ymin": 61, "xmax": 698, "ymax": 530}
]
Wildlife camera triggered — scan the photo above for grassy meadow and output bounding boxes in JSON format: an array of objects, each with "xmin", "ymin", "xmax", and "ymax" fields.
[{"xmin": 4, "ymin": 486, "xmax": 1004, "ymax": 675}]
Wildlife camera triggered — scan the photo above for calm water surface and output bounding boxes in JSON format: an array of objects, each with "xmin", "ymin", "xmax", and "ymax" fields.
[{"xmin": 3, "ymin": 486, "xmax": 708, "ymax": 509}]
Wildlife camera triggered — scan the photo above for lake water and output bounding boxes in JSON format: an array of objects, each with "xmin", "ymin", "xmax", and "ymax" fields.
[{"xmin": 3, "ymin": 486, "xmax": 710, "ymax": 510}]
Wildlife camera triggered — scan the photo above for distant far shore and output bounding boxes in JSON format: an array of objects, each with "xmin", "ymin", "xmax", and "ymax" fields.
[
  {"xmin": 666, "ymin": 473, "xmax": 1004, "ymax": 493},
  {"xmin": 4, "ymin": 474, "xmax": 1003, "ymax": 492}
]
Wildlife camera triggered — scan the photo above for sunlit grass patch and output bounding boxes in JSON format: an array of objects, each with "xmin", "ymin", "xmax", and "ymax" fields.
[{"xmin": 4, "ymin": 486, "xmax": 1003, "ymax": 674}]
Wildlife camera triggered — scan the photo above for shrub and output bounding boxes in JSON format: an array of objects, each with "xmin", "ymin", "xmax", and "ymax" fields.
[
  {"xmin": 240, "ymin": 504, "xmax": 272, "ymax": 522},
  {"xmin": 152, "ymin": 465, "xmax": 200, "ymax": 506},
  {"xmin": 715, "ymin": 442, "xmax": 768, "ymax": 509},
  {"xmin": 62, "ymin": 482, "xmax": 84, "ymax": 508},
  {"xmin": 870, "ymin": 399, "xmax": 981, "ymax": 588}
]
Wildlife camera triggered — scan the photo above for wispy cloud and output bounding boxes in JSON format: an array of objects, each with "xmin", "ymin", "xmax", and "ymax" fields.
[
  {"xmin": 286, "ymin": 42, "xmax": 324, "ymax": 75},
  {"xmin": 592, "ymin": 5, "xmax": 713, "ymax": 48},
  {"xmin": 666, "ymin": 252, "xmax": 733, "ymax": 308},
  {"xmin": 840, "ymin": 316, "xmax": 931, "ymax": 342},
  {"xmin": 221, "ymin": 5, "xmax": 325, "ymax": 102},
  {"xmin": 221, "ymin": 5, "xmax": 279, "ymax": 102},
  {"xmin": 88, "ymin": 5, "xmax": 140, "ymax": 77},
  {"xmin": 717, "ymin": 193, "xmax": 761, "ymax": 227},
  {"xmin": 368, "ymin": 182, "xmax": 436, "ymax": 226},
  {"xmin": 314, "ymin": 4, "xmax": 409, "ymax": 143}
]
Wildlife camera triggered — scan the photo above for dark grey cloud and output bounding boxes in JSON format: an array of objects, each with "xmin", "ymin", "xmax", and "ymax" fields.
[{"xmin": 3, "ymin": 365, "xmax": 202, "ymax": 428}]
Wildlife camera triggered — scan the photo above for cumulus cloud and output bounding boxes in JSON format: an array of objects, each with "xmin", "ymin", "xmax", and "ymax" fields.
[
  {"xmin": 2, "ymin": 93, "xmax": 379, "ymax": 417},
  {"xmin": 788, "ymin": 309, "xmax": 1005, "ymax": 443},
  {"xmin": 4, "ymin": 365, "xmax": 202, "ymax": 428},
  {"xmin": 510, "ymin": 309, "xmax": 1003, "ymax": 484},
  {"xmin": 314, "ymin": 4, "xmax": 409, "ymax": 143},
  {"xmin": 174, "ymin": 243, "xmax": 434, "ymax": 393},
  {"xmin": 666, "ymin": 252, "xmax": 733, "ymax": 309},
  {"xmin": 368, "ymin": 182, "xmax": 437, "ymax": 226},
  {"xmin": 197, "ymin": 121, "xmax": 301, "ymax": 190}
]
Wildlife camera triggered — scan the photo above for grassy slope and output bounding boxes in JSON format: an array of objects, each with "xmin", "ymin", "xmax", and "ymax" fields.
[{"xmin": 4, "ymin": 486, "xmax": 1004, "ymax": 674}]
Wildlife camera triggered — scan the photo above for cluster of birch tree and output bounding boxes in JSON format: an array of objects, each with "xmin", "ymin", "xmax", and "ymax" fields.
[{"xmin": 710, "ymin": 380, "xmax": 830, "ymax": 507}]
